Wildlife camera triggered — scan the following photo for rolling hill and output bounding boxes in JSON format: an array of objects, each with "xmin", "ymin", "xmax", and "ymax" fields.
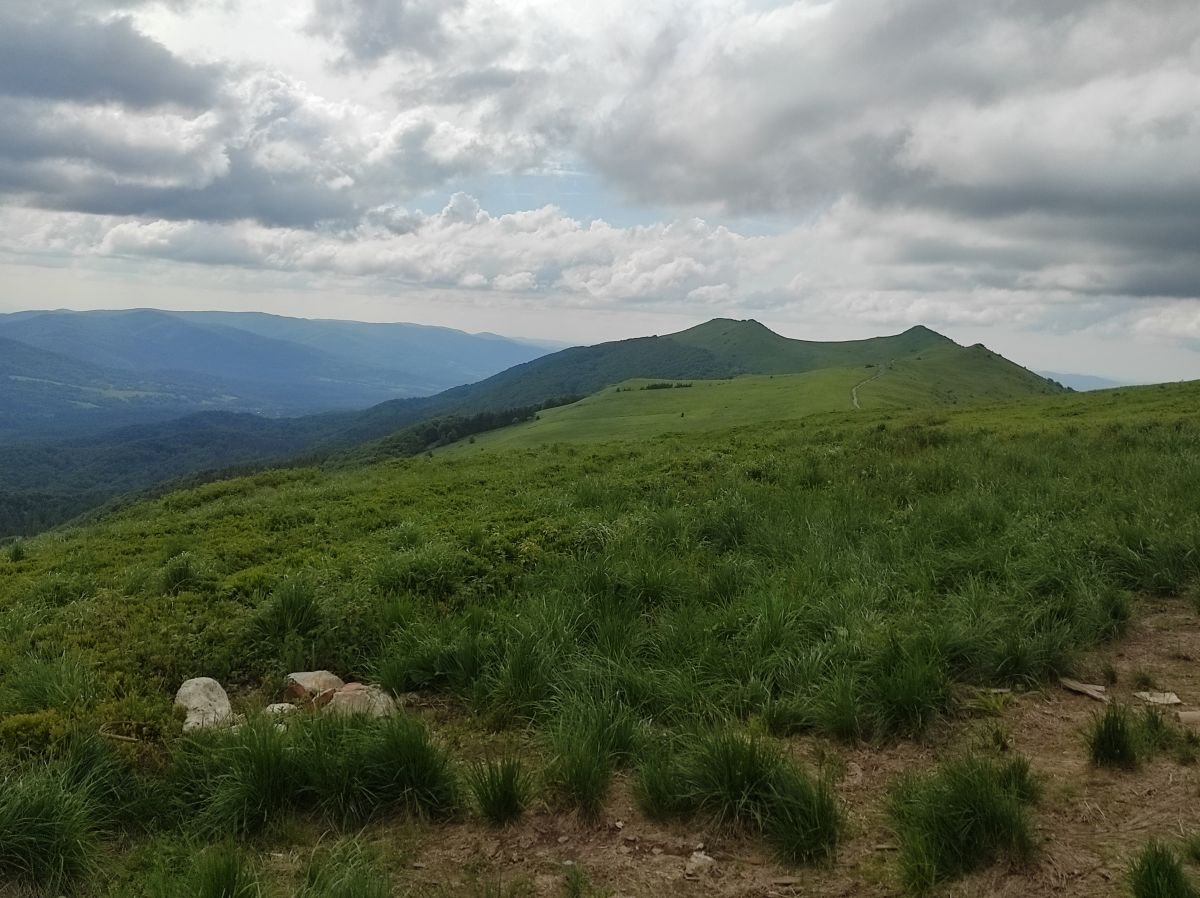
[
  {"xmin": 0, "ymin": 318, "xmax": 1063, "ymax": 537},
  {"xmin": 441, "ymin": 340, "xmax": 1065, "ymax": 453}
]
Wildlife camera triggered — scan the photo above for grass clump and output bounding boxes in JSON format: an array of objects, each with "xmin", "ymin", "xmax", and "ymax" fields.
[
  {"xmin": 547, "ymin": 695, "xmax": 639, "ymax": 820},
  {"xmin": 298, "ymin": 713, "xmax": 458, "ymax": 826},
  {"xmin": 190, "ymin": 843, "xmax": 260, "ymax": 898},
  {"xmin": 889, "ymin": 754, "xmax": 1039, "ymax": 893},
  {"xmin": 1129, "ymin": 840, "xmax": 1198, "ymax": 898},
  {"xmin": 300, "ymin": 841, "xmax": 391, "ymax": 898},
  {"xmin": 0, "ymin": 770, "xmax": 97, "ymax": 892},
  {"xmin": 467, "ymin": 754, "xmax": 531, "ymax": 825},
  {"xmin": 633, "ymin": 731, "xmax": 841, "ymax": 865},
  {"xmin": 1088, "ymin": 704, "xmax": 1141, "ymax": 769}
]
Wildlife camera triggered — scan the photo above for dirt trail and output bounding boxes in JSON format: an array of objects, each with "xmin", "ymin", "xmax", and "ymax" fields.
[
  {"xmin": 851, "ymin": 362, "xmax": 890, "ymax": 409},
  {"xmin": 366, "ymin": 602, "xmax": 1200, "ymax": 897}
]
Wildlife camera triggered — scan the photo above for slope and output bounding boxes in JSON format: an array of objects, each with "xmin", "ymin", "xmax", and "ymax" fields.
[
  {"xmin": 0, "ymin": 336, "xmax": 277, "ymax": 440},
  {"xmin": 443, "ymin": 341, "xmax": 1062, "ymax": 452},
  {"xmin": 0, "ymin": 319, "xmax": 1062, "ymax": 537},
  {"xmin": 0, "ymin": 380, "xmax": 1197, "ymax": 896}
]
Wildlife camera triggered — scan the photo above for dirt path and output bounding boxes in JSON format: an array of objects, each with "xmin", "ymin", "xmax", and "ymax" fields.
[
  {"xmin": 851, "ymin": 362, "xmax": 889, "ymax": 409},
  {"xmin": 365, "ymin": 601, "xmax": 1200, "ymax": 897}
]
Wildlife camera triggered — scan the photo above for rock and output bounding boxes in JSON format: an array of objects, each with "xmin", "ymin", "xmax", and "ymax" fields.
[
  {"xmin": 1177, "ymin": 711, "xmax": 1200, "ymax": 729},
  {"xmin": 286, "ymin": 670, "xmax": 345, "ymax": 698},
  {"xmin": 324, "ymin": 683, "xmax": 396, "ymax": 718},
  {"xmin": 265, "ymin": 703, "xmax": 296, "ymax": 716},
  {"xmin": 1134, "ymin": 691, "xmax": 1182, "ymax": 705},
  {"xmin": 685, "ymin": 850, "xmax": 717, "ymax": 877},
  {"xmin": 175, "ymin": 677, "xmax": 234, "ymax": 731},
  {"xmin": 1060, "ymin": 677, "xmax": 1108, "ymax": 703}
]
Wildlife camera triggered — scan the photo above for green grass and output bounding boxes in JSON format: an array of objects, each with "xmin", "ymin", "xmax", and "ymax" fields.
[
  {"xmin": 1129, "ymin": 840, "xmax": 1199, "ymax": 898},
  {"xmin": 1, "ymin": 376, "xmax": 1199, "ymax": 891},
  {"xmin": 889, "ymin": 754, "xmax": 1040, "ymax": 893},
  {"xmin": 0, "ymin": 769, "xmax": 98, "ymax": 891},
  {"xmin": 466, "ymin": 754, "xmax": 531, "ymax": 825},
  {"xmin": 447, "ymin": 341, "xmax": 1059, "ymax": 454},
  {"xmin": 632, "ymin": 731, "xmax": 841, "ymax": 865},
  {"xmin": 189, "ymin": 843, "xmax": 260, "ymax": 898},
  {"xmin": 1088, "ymin": 704, "xmax": 1141, "ymax": 770}
]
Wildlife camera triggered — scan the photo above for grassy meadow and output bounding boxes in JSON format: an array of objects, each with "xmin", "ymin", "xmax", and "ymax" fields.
[{"xmin": 0, "ymin": 378, "xmax": 1198, "ymax": 895}]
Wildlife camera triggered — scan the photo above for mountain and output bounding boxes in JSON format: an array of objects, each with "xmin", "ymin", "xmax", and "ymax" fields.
[
  {"xmin": 1038, "ymin": 371, "xmax": 1124, "ymax": 392},
  {"xmin": 0, "ymin": 319, "xmax": 1063, "ymax": 537},
  {"xmin": 0, "ymin": 309, "xmax": 552, "ymax": 428},
  {"xmin": 0, "ymin": 336, "xmax": 271, "ymax": 440}
]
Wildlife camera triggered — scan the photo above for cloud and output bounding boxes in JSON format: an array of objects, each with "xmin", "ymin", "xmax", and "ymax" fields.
[
  {"xmin": 306, "ymin": 0, "xmax": 467, "ymax": 65},
  {"xmin": 0, "ymin": 9, "xmax": 218, "ymax": 109},
  {"xmin": 0, "ymin": 0, "xmax": 1196, "ymax": 360}
]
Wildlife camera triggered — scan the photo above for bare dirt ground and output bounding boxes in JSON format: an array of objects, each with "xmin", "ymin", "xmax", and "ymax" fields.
[{"xmin": 371, "ymin": 600, "xmax": 1200, "ymax": 897}]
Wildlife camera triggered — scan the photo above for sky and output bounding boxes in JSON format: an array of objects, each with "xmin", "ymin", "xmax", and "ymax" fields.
[{"xmin": 0, "ymin": 0, "xmax": 1198, "ymax": 382}]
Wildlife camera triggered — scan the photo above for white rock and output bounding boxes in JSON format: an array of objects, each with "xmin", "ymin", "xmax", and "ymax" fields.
[
  {"xmin": 175, "ymin": 677, "xmax": 234, "ymax": 731},
  {"xmin": 286, "ymin": 670, "xmax": 345, "ymax": 697},
  {"xmin": 684, "ymin": 850, "xmax": 717, "ymax": 877},
  {"xmin": 323, "ymin": 683, "xmax": 396, "ymax": 718},
  {"xmin": 265, "ymin": 702, "xmax": 297, "ymax": 716}
]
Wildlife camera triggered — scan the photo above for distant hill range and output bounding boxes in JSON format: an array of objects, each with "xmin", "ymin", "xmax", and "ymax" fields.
[
  {"xmin": 0, "ymin": 308, "xmax": 551, "ymax": 438},
  {"xmin": 1038, "ymin": 371, "xmax": 1125, "ymax": 392},
  {"xmin": 0, "ymin": 317, "xmax": 1064, "ymax": 537}
]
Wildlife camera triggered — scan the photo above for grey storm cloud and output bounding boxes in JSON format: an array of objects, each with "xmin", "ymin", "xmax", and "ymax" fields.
[
  {"xmin": 0, "ymin": 0, "xmax": 1196, "ymax": 344},
  {"xmin": 307, "ymin": 0, "xmax": 467, "ymax": 65},
  {"xmin": 0, "ymin": 10, "xmax": 218, "ymax": 109}
]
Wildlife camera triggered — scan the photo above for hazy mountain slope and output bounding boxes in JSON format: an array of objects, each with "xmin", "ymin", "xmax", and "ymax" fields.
[
  {"xmin": 0, "ymin": 309, "xmax": 555, "ymax": 421},
  {"xmin": 1039, "ymin": 371, "xmax": 1124, "ymax": 391},
  {"xmin": 168, "ymin": 311, "xmax": 551, "ymax": 389},
  {"xmin": 0, "ymin": 336, "xmax": 265, "ymax": 439}
]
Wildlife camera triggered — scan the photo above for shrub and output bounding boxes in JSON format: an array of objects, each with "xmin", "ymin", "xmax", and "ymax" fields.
[
  {"xmin": 6, "ymin": 539, "xmax": 25, "ymax": 562},
  {"xmin": 889, "ymin": 754, "xmax": 1039, "ymax": 893},
  {"xmin": 0, "ymin": 771, "xmax": 97, "ymax": 891},
  {"xmin": 467, "ymin": 755, "xmax": 531, "ymax": 825},
  {"xmin": 1128, "ymin": 840, "xmax": 1198, "ymax": 898},
  {"xmin": 1088, "ymin": 704, "xmax": 1140, "ymax": 770}
]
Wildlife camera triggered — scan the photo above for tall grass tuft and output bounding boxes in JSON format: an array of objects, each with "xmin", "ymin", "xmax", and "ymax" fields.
[
  {"xmin": 467, "ymin": 754, "xmax": 531, "ymax": 825},
  {"xmin": 191, "ymin": 842, "xmax": 260, "ymax": 898},
  {"xmin": 254, "ymin": 576, "xmax": 323, "ymax": 642},
  {"xmin": 0, "ymin": 771, "xmax": 97, "ymax": 891},
  {"xmin": 633, "ymin": 731, "xmax": 841, "ymax": 864},
  {"xmin": 300, "ymin": 841, "xmax": 391, "ymax": 898},
  {"xmin": 1128, "ymin": 840, "xmax": 1198, "ymax": 898},
  {"xmin": 547, "ymin": 694, "xmax": 640, "ymax": 819},
  {"xmin": 1088, "ymin": 703, "xmax": 1140, "ymax": 769},
  {"xmin": 889, "ymin": 754, "xmax": 1039, "ymax": 893},
  {"xmin": 0, "ymin": 652, "xmax": 96, "ymax": 714},
  {"xmin": 207, "ymin": 717, "xmax": 298, "ymax": 835},
  {"xmin": 297, "ymin": 713, "xmax": 458, "ymax": 826}
]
